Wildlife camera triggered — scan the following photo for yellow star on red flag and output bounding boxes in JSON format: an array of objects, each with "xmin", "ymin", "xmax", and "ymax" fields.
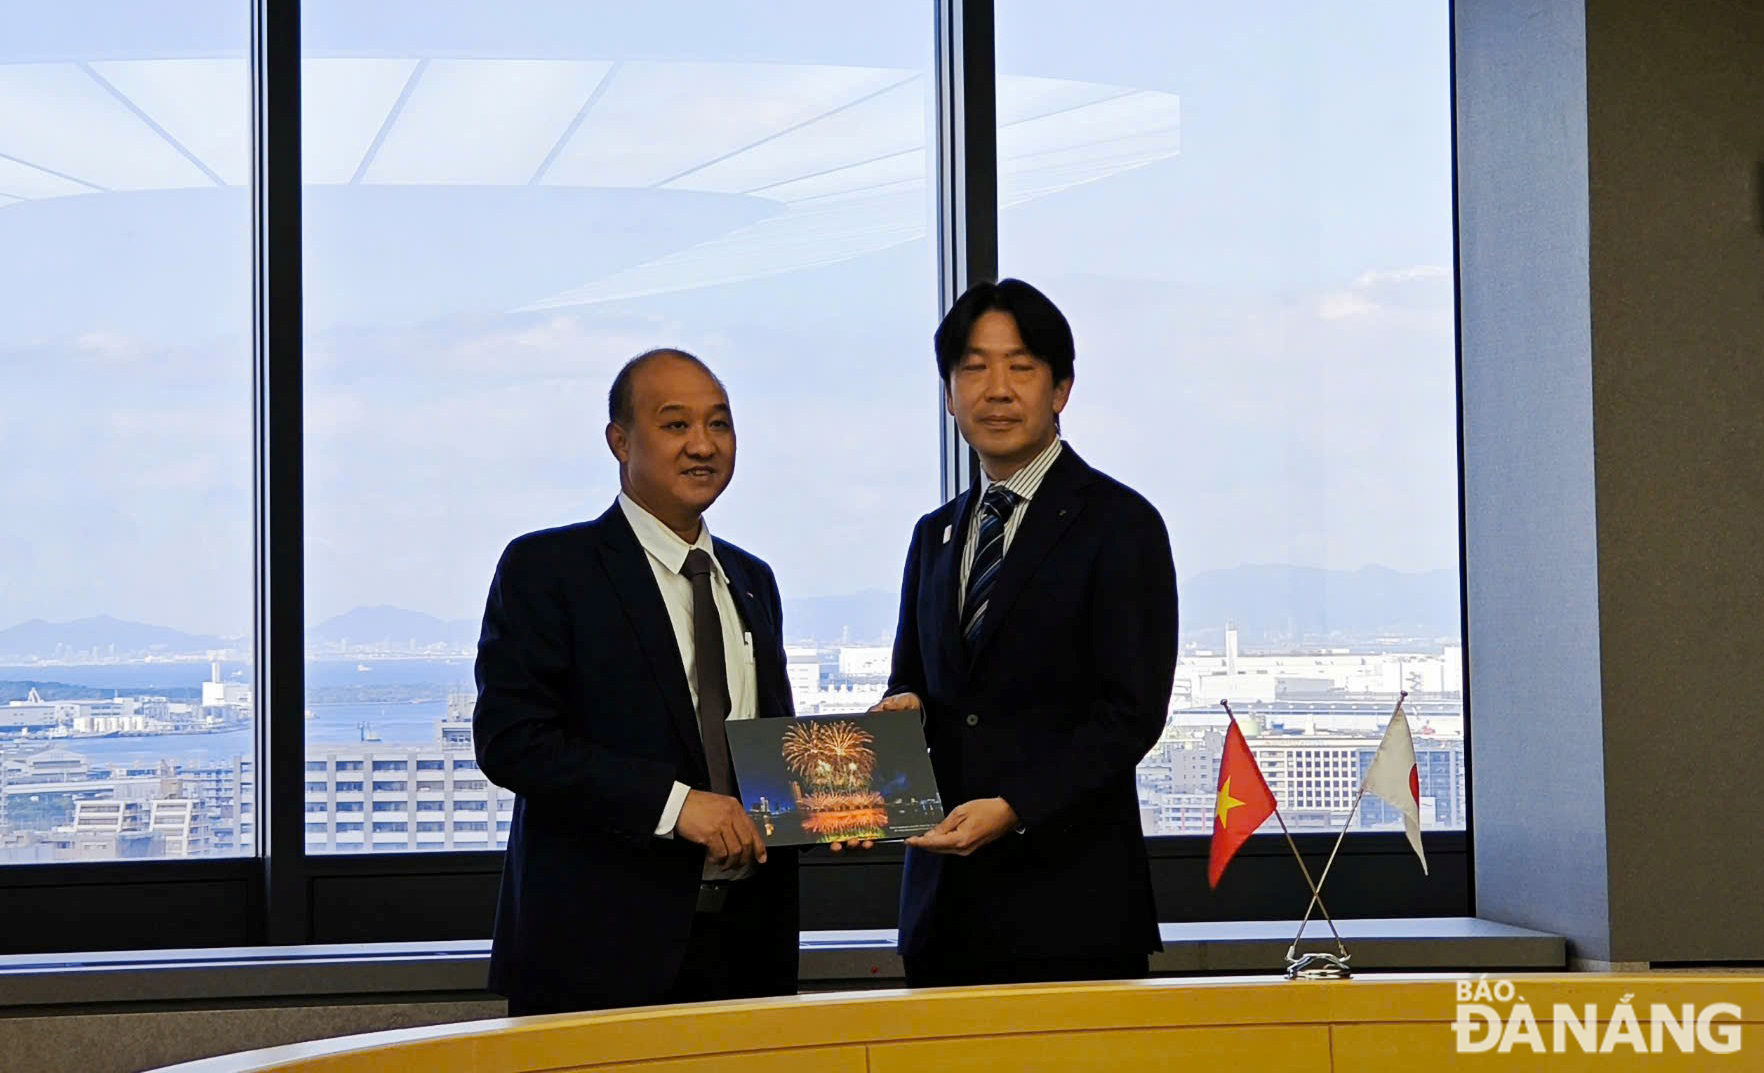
[
  {"xmin": 1208, "ymin": 717, "xmax": 1277, "ymax": 888},
  {"xmin": 1215, "ymin": 777, "xmax": 1245, "ymax": 827}
]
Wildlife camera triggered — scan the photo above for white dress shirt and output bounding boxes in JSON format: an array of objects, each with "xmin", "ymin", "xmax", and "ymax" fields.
[
  {"xmin": 958, "ymin": 437, "xmax": 1065, "ymax": 611},
  {"xmin": 616, "ymin": 494, "xmax": 757, "ymax": 851}
]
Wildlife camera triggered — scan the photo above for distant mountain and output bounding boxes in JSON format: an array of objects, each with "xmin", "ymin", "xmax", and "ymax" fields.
[
  {"xmin": 781, "ymin": 590, "xmax": 899, "ymax": 645},
  {"xmin": 772, "ymin": 567, "xmax": 1459, "ymax": 648},
  {"xmin": 1, "ymin": 564, "xmax": 1459, "ymax": 663},
  {"xmin": 0, "ymin": 680, "xmax": 199, "ymax": 703},
  {"xmin": 306, "ymin": 606, "xmax": 478, "ymax": 649},
  {"xmin": 317, "ymin": 595, "xmax": 907, "ymax": 650},
  {"xmin": 0, "ymin": 616, "xmax": 230, "ymax": 660},
  {"xmin": 0, "ymin": 680, "xmax": 93, "ymax": 702},
  {"xmin": 1180, "ymin": 564, "xmax": 1460, "ymax": 644}
]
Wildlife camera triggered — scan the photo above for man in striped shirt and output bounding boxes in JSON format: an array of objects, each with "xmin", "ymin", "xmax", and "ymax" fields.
[{"xmin": 877, "ymin": 278, "xmax": 1179, "ymax": 988}]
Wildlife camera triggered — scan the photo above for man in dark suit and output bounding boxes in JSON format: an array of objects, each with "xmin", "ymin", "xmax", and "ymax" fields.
[
  {"xmin": 875, "ymin": 279, "xmax": 1178, "ymax": 987},
  {"xmin": 473, "ymin": 348, "xmax": 799, "ymax": 1015}
]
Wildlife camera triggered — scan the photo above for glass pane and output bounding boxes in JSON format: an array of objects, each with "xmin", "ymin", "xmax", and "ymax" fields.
[
  {"xmin": 0, "ymin": 3, "xmax": 255, "ymax": 862},
  {"xmin": 300, "ymin": 3, "xmax": 937, "ymax": 852},
  {"xmin": 996, "ymin": 1, "xmax": 1462, "ymax": 835}
]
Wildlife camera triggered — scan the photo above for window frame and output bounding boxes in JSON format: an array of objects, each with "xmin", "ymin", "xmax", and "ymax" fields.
[{"xmin": 0, "ymin": 0, "xmax": 1471, "ymax": 955}]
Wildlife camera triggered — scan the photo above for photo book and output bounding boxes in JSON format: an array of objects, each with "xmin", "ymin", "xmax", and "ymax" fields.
[{"xmin": 725, "ymin": 709, "xmax": 945, "ymax": 847}]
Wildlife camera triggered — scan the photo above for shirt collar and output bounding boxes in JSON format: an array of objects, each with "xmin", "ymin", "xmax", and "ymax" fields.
[
  {"xmin": 617, "ymin": 492, "xmax": 724, "ymax": 581},
  {"xmin": 979, "ymin": 436, "xmax": 1064, "ymax": 503}
]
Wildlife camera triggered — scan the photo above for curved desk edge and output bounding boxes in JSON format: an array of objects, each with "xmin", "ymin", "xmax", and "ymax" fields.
[
  {"xmin": 0, "ymin": 917, "xmax": 1565, "ymax": 1009},
  {"xmin": 149, "ymin": 973, "xmax": 1764, "ymax": 1073}
]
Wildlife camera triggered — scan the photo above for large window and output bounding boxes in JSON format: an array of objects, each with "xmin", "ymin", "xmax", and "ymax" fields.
[
  {"xmin": 0, "ymin": 3, "xmax": 255, "ymax": 863},
  {"xmin": 997, "ymin": 0, "xmax": 1461, "ymax": 835},
  {"xmin": 298, "ymin": 4, "xmax": 942, "ymax": 852},
  {"xmin": 0, "ymin": 0, "xmax": 1469, "ymax": 952}
]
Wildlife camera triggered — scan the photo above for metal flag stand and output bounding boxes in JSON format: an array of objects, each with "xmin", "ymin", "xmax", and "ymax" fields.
[
  {"xmin": 1277, "ymin": 690, "xmax": 1412, "ymax": 980},
  {"xmin": 1220, "ymin": 701, "xmax": 1352, "ymax": 980},
  {"xmin": 1276, "ymin": 801, "xmax": 1353, "ymax": 980}
]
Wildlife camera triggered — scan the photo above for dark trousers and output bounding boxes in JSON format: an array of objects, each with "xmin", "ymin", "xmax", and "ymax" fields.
[
  {"xmin": 903, "ymin": 949, "xmax": 1149, "ymax": 989},
  {"xmin": 505, "ymin": 880, "xmax": 794, "ymax": 1017}
]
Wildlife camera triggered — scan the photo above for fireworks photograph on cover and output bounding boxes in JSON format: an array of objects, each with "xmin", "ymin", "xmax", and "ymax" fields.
[{"xmin": 725, "ymin": 710, "xmax": 945, "ymax": 846}]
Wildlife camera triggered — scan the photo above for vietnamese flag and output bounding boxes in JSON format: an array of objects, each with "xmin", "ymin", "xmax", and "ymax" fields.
[{"xmin": 1208, "ymin": 717, "xmax": 1277, "ymax": 888}]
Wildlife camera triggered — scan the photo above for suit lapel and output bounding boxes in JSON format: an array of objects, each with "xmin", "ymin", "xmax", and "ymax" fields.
[
  {"xmin": 968, "ymin": 448, "xmax": 1093, "ymax": 663},
  {"xmin": 931, "ymin": 486, "xmax": 977, "ymax": 680},
  {"xmin": 594, "ymin": 502, "xmax": 705, "ymax": 775},
  {"xmin": 715, "ymin": 547, "xmax": 785, "ymax": 720}
]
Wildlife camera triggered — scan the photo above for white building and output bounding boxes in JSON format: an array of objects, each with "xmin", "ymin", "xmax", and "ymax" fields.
[
  {"xmin": 303, "ymin": 697, "xmax": 514, "ymax": 853},
  {"xmin": 814, "ymin": 681, "xmax": 888, "ymax": 715},
  {"xmin": 786, "ymin": 647, "xmax": 820, "ymax": 714},
  {"xmin": 201, "ymin": 662, "xmax": 252, "ymax": 722},
  {"xmin": 0, "ymin": 689, "xmax": 68, "ymax": 735},
  {"xmin": 836, "ymin": 646, "xmax": 893, "ymax": 677},
  {"xmin": 1178, "ymin": 629, "xmax": 1465, "ymax": 705}
]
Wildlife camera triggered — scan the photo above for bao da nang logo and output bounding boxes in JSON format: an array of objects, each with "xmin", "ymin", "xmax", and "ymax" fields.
[{"xmin": 1453, "ymin": 977, "xmax": 1743, "ymax": 1054}]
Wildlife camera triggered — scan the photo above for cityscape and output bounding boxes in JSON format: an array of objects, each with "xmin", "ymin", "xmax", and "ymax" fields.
[
  {"xmin": 0, "ymin": 3, "xmax": 1458, "ymax": 866},
  {"xmin": 0, "ymin": 607, "xmax": 1463, "ymax": 864}
]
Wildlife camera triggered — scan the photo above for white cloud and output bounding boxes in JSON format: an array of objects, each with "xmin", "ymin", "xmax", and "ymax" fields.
[
  {"xmin": 1317, "ymin": 290, "xmax": 1381, "ymax": 321},
  {"xmin": 1349, "ymin": 265, "xmax": 1450, "ymax": 288},
  {"xmin": 446, "ymin": 313, "xmax": 657, "ymax": 377},
  {"xmin": 72, "ymin": 329, "xmax": 147, "ymax": 362},
  {"xmin": 306, "ymin": 391, "xmax": 369, "ymax": 439},
  {"xmin": 1316, "ymin": 264, "xmax": 1451, "ymax": 321},
  {"xmin": 136, "ymin": 452, "xmax": 226, "ymax": 492},
  {"xmin": 305, "ymin": 310, "xmax": 720, "ymax": 391}
]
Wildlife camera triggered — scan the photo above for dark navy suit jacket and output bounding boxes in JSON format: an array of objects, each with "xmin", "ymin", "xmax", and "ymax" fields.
[
  {"xmin": 473, "ymin": 502, "xmax": 798, "ymax": 1011},
  {"xmin": 887, "ymin": 446, "xmax": 1178, "ymax": 962}
]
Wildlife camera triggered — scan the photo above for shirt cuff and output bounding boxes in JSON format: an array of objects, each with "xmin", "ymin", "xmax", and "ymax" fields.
[
  {"xmin": 1002, "ymin": 796, "xmax": 1027, "ymax": 835},
  {"xmin": 656, "ymin": 781, "xmax": 692, "ymax": 838}
]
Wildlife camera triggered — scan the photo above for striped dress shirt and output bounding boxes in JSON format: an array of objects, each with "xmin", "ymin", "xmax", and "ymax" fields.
[{"xmin": 958, "ymin": 437, "xmax": 1065, "ymax": 614}]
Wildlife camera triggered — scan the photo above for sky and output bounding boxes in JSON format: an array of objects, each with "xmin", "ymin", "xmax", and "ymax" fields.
[{"xmin": 0, "ymin": 1, "xmax": 1454, "ymax": 638}]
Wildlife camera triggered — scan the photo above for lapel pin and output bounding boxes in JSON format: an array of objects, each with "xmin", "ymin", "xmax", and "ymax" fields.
[
  {"xmin": 1059, "ymin": 509, "xmax": 1068, "ymax": 517},
  {"xmin": 942, "ymin": 524, "xmax": 953, "ymax": 544}
]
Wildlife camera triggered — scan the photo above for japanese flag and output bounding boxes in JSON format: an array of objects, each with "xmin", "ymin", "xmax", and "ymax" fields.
[{"xmin": 1364, "ymin": 696, "xmax": 1428, "ymax": 874}]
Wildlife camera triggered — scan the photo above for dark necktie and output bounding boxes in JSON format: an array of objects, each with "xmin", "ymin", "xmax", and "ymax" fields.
[
  {"xmin": 681, "ymin": 548, "xmax": 735, "ymax": 796},
  {"xmin": 962, "ymin": 484, "xmax": 1020, "ymax": 644}
]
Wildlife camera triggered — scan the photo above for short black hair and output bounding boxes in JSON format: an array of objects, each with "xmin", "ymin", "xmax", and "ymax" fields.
[
  {"xmin": 934, "ymin": 278, "xmax": 1075, "ymax": 384},
  {"xmin": 607, "ymin": 347, "xmax": 720, "ymax": 425}
]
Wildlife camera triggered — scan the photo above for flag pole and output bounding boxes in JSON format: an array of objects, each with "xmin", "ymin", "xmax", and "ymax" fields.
[
  {"xmin": 1288, "ymin": 786, "xmax": 1363, "ymax": 952},
  {"xmin": 1287, "ymin": 690, "xmax": 1414, "ymax": 974},
  {"xmin": 1271, "ymin": 806, "xmax": 1348, "ymax": 961}
]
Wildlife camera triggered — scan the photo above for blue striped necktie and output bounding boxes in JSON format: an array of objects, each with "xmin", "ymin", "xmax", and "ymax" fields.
[{"xmin": 962, "ymin": 484, "xmax": 1020, "ymax": 644}]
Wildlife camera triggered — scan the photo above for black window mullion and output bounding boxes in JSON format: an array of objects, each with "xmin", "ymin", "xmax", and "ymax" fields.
[
  {"xmin": 935, "ymin": 0, "xmax": 995, "ymax": 501},
  {"xmin": 1447, "ymin": 0, "xmax": 1477, "ymax": 917},
  {"xmin": 252, "ymin": 0, "xmax": 308, "ymax": 945}
]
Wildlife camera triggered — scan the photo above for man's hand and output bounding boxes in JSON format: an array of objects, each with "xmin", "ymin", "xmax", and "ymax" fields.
[
  {"xmin": 675, "ymin": 790, "xmax": 767, "ymax": 869},
  {"xmin": 905, "ymin": 797, "xmax": 1018, "ymax": 856},
  {"xmin": 870, "ymin": 691, "xmax": 923, "ymax": 713},
  {"xmin": 842, "ymin": 692, "xmax": 922, "ymax": 850}
]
